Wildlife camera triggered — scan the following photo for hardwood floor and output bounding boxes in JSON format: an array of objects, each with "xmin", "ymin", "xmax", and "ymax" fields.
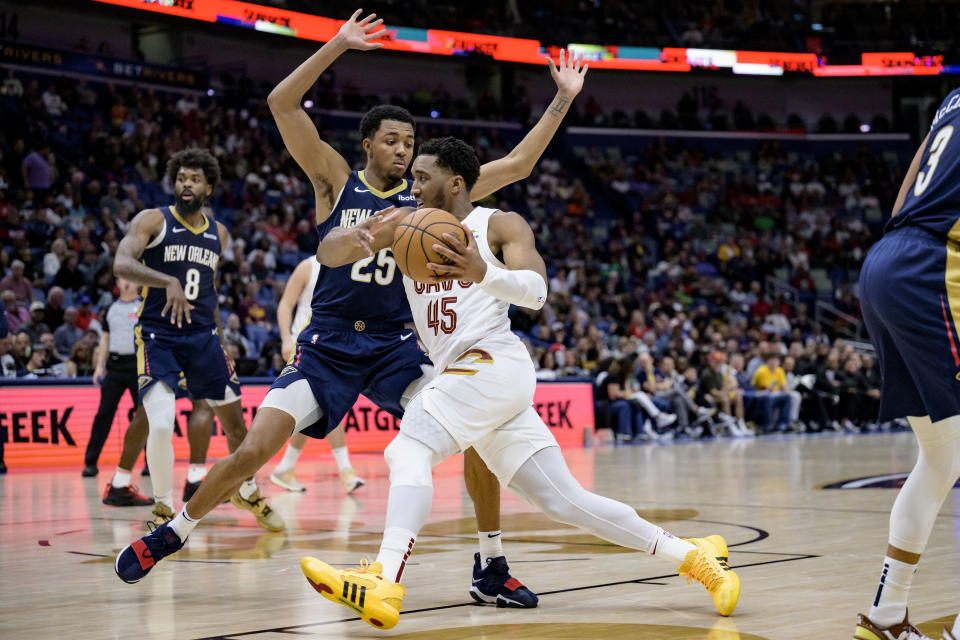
[{"xmin": 1, "ymin": 431, "xmax": 957, "ymax": 639}]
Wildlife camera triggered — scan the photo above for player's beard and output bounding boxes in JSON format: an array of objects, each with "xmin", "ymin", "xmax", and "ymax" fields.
[{"xmin": 175, "ymin": 191, "xmax": 204, "ymax": 215}]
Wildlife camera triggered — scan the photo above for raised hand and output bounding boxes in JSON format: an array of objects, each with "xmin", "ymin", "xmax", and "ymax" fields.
[
  {"xmin": 548, "ymin": 49, "xmax": 588, "ymax": 99},
  {"xmin": 335, "ymin": 9, "xmax": 386, "ymax": 51}
]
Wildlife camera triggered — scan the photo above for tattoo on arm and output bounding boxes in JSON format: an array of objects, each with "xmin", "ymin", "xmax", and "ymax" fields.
[{"xmin": 548, "ymin": 95, "xmax": 570, "ymax": 117}]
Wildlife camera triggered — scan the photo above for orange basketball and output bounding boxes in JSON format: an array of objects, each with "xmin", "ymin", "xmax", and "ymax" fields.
[{"xmin": 392, "ymin": 208, "xmax": 468, "ymax": 282}]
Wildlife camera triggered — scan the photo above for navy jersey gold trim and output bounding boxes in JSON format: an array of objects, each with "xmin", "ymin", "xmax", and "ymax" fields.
[
  {"xmin": 888, "ymin": 88, "xmax": 960, "ymax": 242},
  {"xmin": 138, "ymin": 206, "xmax": 220, "ymax": 333},
  {"xmin": 301, "ymin": 171, "xmax": 417, "ymax": 337}
]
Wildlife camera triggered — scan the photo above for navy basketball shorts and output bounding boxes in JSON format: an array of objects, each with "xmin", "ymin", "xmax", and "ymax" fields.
[
  {"xmin": 268, "ymin": 323, "xmax": 430, "ymax": 439},
  {"xmin": 860, "ymin": 226, "xmax": 960, "ymax": 421},
  {"xmin": 136, "ymin": 325, "xmax": 241, "ymax": 403}
]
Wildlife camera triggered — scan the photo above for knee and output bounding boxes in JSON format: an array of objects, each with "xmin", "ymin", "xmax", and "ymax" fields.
[
  {"xmin": 229, "ymin": 440, "xmax": 271, "ymax": 478},
  {"xmin": 384, "ymin": 434, "xmax": 433, "ymax": 488}
]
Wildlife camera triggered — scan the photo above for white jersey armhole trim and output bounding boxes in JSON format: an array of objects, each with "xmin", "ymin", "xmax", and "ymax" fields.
[{"xmin": 145, "ymin": 214, "xmax": 167, "ymax": 249}]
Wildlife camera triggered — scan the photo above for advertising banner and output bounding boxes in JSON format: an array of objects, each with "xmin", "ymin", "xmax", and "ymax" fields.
[{"xmin": 0, "ymin": 382, "xmax": 594, "ymax": 468}]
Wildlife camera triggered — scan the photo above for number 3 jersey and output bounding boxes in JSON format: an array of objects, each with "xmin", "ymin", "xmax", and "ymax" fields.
[
  {"xmin": 403, "ymin": 207, "xmax": 517, "ymax": 373},
  {"xmin": 305, "ymin": 170, "xmax": 418, "ymax": 337},
  {"xmin": 138, "ymin": 206, "xmax": 220, "ymax": 334},
  {"xmin": 887, "ymin": 87, "xmax": 960, "ymax": 240}
]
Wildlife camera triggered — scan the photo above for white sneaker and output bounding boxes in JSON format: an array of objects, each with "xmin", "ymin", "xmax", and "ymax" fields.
[
  {"xmin": 655, "ymin": 412, "xmax": 677, "ymax": 428},
  {"xmin": 340, "ymin": 468, "xmax": 365, "ymax": 494},
  {"xmin": 738, "ymin": 419, "xmax": 755, "ymax": 437},
  {"xmin": 270, "ymin": 470, "xmax": 306, "ymax": 492},
  {"xmin": 642, "ymin": 419, "xmax": 659, "ymax": 440}
]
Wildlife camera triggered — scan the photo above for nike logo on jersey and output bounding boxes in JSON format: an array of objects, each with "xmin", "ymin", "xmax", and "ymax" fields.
[
  {"xmin": 400, "ymin": 332, "xmax": 414, "ymax": 341},
  {"xmin": 354, "ymin": 187, "xmax": 370, "ymax": 193},
  {"xmin": 172, "ymin": 227, "xmax": 186, "ymax": 233}
]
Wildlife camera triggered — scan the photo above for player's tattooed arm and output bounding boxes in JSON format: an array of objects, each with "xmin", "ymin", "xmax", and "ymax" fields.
[
  {"xmin": 316, "ymin": 206, "xmax": 409, "ymax": 267},
  {"xmin": 267, "ymin": 10, "xmax": 385, "ymax": 225},
  {"xmin": 470, "ymin": 49, "xmax": 588, "ymax": 200},
  {"xmin": 114, "ymin": 209, "xmax": 194, "ymax": 328}
]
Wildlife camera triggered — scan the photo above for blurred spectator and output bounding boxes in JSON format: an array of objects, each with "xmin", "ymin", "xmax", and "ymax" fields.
[
  {"xmin": 54, "ymin": 306, "xmax": 83, "ymax": 358},
  {"xmin": 1, "ymin": 260, "xmax": 35, "ymax": 303},
  {"xmin": 2, "ymin": 290, "xmax": 29, "ymax": 334},
  {"xmin": 66, "ymin": 340, "xmax": 96, "ymax": 378},
  {"xmin": 21, "ymin": 301, "xmax": 50, "ymax": 342}
]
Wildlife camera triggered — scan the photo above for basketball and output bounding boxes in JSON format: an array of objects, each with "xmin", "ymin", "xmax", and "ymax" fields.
[{"xmin": 392, "ymin": 208, "xmax": 468, "ymax": 282}]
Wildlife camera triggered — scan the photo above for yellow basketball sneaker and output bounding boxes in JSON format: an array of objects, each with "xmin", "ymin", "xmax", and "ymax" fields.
[
  {"xmin": 678, "ymin": 535, "xmax": 741, "ymax": 616},
  {"xmin": 230, "ymin": 489, "xmax": 284, "ymax": 531},
  {"xmin": 151, "ymin": 502, "xmax": 174, "ymax": 525},
  {"xmin": 301, "ymin": 557, "xmax": 405, "ymax": 629},
  {"xmin": 852, "ymin": 612, "xmax": 932, "ymax": 639},
  {"xmin": 340, "ymin": 468, "xmax": 365, "ymax": 494}
]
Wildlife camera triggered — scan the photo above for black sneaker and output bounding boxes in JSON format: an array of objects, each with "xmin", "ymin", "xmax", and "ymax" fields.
[
  {"xmin": 82, "ymin": 466, "xmax": 98, "ymax": 477},
  {"xmin": 182, "ymin": 479, "xmax": 201, "ymax": 502},
  {"xmin": 468, "ymin": 553, "xmax": 538, "ymax": 608},
  {"xmin": 115, "ymin": 522, "xmax": 185, "ymax": 583},
  {"xmin": 103, "ymin": 483, "xmax": 154, "ymax": 507}
]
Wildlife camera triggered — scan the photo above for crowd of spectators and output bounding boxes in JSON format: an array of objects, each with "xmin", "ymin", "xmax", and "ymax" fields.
[
  {"xmin": 268, "ymin": 0, "xmax": 960, "ymax": 61},
  {"xmin": 0, "ymin": 68, "xmax": 909, "ymax": 439}
]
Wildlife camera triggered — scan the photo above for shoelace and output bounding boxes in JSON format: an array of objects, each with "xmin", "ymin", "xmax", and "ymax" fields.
[
  {"xmin": 348, "ymin": 558, "xmax": 374, "ymax": 574},
  {"xmin": 680, "ymin": 551, "xmax": 724, "ymax": 591}
]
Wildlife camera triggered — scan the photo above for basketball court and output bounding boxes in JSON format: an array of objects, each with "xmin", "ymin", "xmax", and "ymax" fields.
[{"xmin": 1, "ymin": 431, "xmax": 958, "ymax": 639}]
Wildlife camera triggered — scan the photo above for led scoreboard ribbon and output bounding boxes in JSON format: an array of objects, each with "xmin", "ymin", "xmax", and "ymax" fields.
[{"xmin": 89, "ymin": 0, "xmax": 950, "ymax": 76}]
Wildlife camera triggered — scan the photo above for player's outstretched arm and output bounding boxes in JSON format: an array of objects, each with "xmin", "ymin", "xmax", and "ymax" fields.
[
  {"xmin": 267, "ymin": 10, "xmax": 385, "ymax": 223},
  {"xmin": 891, "ymin": 130, "xmax": 931, "ymax": 217},
  {"xmin": 316, "ymin": 206, "xmax": 409, "ymax": 267},
  {"xmin": 428, "ymin": 212, "xmax": 547, "ymax": 310},
  {"xmin": 470, "ymin": 50, "xmax": 587, "ymax": 200},
  {"xmin": 278, "ymin": 259, "xmax": 312, "ymax": 360},
  {"xmin": 114, "ymin": 209, "xmax": 195, "ymax": 328}
]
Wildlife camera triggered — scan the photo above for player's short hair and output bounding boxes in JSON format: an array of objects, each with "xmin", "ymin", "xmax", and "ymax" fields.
[
  {"xmin": 418, "ymin": 137, "xmax": 480, "ymax": 190},
  {"xmin": 359, "ymin": 105, "xmax": 415, "ymax": 141},
  {"xmin": 166, "ymin": 148, "xmax": 221, "ymax": 188}
]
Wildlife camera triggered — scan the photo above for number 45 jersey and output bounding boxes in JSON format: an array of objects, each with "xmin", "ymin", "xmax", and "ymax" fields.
[
  {"xmin": 305, "ymin": 170, "xmax": 418, "ymax": 335},
  {"xmin": 887, "ymin": 87, "xmax": 960, "ymax": 240},
  {"xmin": 138, "ymin": 206, "xmax": 220, "ymax": 334}
]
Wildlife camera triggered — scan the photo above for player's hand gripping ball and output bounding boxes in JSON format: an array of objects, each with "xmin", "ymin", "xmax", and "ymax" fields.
[{"xmin": 392, "ymin": 208, "xmax": 468, "ymax": 282}]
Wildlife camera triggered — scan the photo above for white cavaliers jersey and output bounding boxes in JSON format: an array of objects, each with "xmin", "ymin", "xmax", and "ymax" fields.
[
  {"xmin": 403, "ymin": 206, "xmax": 518, "ymax": 373},
  {"xmin": 291, "ymin": 258, "xmax": 321, "ymax": 336}
]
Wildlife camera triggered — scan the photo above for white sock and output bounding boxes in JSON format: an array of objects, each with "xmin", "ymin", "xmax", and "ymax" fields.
[
  {"xmin": 274, "ymin": 442, "xmax": 303, "ymax": 476},
  {"xmin": 239, "ymin": 478, "xmax": 258, "ymax": 500},
  {"xmin": 651, "ymin": 528, "xmax": 697, "ymax": 567},
  {"xmin": 112, "ymin": 468, "xmax": 132, "ymax": 489},
  {"xmin": 169, "ymin": 506, "xmax": 199, "ymax": 541},
  {"xmin": 951, "ymin": 613, "xmax": 960, "ymax": 637},
  {"xmin": 376, "ymin": 527, "xmax": 417, "ymax": 583},
  {"xmin": 868, "ymin": 557, "xmax": 917, "ymax": 627},
  {"xmin": 332, "ymin": 446, "xmax": 351, "ymax": 472},
  {"xmin": 187, "ymin": 464, "xmax": 207, "ymax": 484},
  {"xmin": 478, "ymin": 530, "xmax": 503, "ymax": 562}
]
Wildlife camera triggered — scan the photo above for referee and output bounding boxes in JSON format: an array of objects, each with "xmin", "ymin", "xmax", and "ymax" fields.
[{"xmin": 82, "ymin": 278, "xmax": 142, "ymax": 477}]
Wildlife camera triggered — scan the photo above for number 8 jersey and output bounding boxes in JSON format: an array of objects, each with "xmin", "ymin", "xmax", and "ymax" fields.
[
  {"xmin": 888, "ymin": 87, "xmax": 960, "ymax": 241},
  {"xmin": 138, "ymin": 206, "xmax": 221, "ymax": 334},
  {"xmin": 304, "ymin": 171, "xmax": 418, "ymax": 336}
]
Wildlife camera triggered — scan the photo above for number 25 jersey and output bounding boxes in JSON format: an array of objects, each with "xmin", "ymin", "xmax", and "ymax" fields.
[
  {"xmin": 888, "ymin": 87, "xmax": 960, "ymax": 241},
  {"xmin": 138, "ymin": 206, "xmax": 220, "ymax": 334},
  {"xmin": 305, "ymin": 171, "xmax": 418, "ymax": 335}
]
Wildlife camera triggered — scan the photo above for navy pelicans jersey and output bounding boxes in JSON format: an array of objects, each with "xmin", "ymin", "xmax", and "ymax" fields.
[
  {"xmin": 887, "ymin": 87, "xmax": 960, "ymax": 241},
  {"xmin": 138, "ymin": 206, "xmax": 220, "ymax": 334},
  {"xmin": 303, "ymin": 170, "xmax": 418, "ymax": 335}
]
